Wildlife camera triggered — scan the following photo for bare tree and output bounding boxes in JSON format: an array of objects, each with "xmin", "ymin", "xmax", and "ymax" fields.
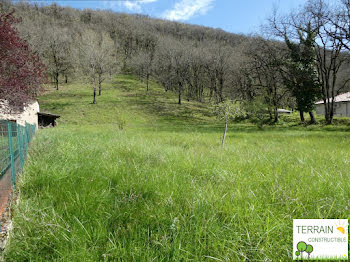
[
  {"xmin": 130, "ymin": 49, "xmax": 155, "ymax": 92},
  {"xmin": 155, "ymin": 38, "xmax": 189, "ymax": 105},
  {"xmin": 39, "ymin": 24, "xmax": 72, "ymax": 90},
  {"xmin": 328, "ymin": 0, "xmax": 350, "ymax": 51},
  {"xmin": 186, "ymin": 47, "xmax": 207, "ymax": 102},
  {"xmin": 206, "ymin": 43, "xmax": 233, "ymax": 103},
  {"xmin": 79, "ymin": 31, "xmax": 115, "ymax": 104},
  {"xmin": 141, "ymin": 35, "xmax": 157, "ymax": 91},
  {"xmin": 215, "ymin": 101, "xmax": 245, "ymax": 147},
  {"xmin": 171, "ymin": 45, "xmax": 189, "ymax": 105},
  {"xmin": 306, "ymin": 0, "xmax": 350, "ymax": 124},
  {"xmin": 245, "ymin": 38, "xmax": 289, "ymax": 123}
]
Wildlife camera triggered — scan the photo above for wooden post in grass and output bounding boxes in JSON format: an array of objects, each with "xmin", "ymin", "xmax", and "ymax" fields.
[{"xmin": 221, "ymin": 114, "xmax": 228, "ymax": 147}]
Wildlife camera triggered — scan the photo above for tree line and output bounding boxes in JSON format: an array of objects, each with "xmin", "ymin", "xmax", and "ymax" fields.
[{"xmin": 1, "ymin": 0, "xmax": 350, "ymax": 124}]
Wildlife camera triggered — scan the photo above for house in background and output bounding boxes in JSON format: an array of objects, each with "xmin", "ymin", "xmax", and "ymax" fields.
[
  {"xmin": 0, "ymin": 100, "xmax": 40, "ymax": 128},
  {"xmin": 316, "ymin": 92, "xmax": 350, "ymax": 117},
  {"xmin": 277, "ymin": 109, "xmax": 292, "ymax": 114},
  {"xmin": 0, "ymin": 100, "xmax": 60, "ymax": 128},
  {"xmin": 38, "ymin": 112, "xmax": 60, "ymax": 127}
]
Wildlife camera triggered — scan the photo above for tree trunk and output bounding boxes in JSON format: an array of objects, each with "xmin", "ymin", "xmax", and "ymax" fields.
[
  {"xmin": 329, "ymin": 115, "xmax": 333, "ymax": 124},
  {"xmin": 323, "ymin": 101, "xmax": 330, "ymax": 123},
  {"xmin": 300, "ymin": 111, "xmax": 305, "ymax": 123},
  {"xmin": 218, "ymin": 76, "xmax": 224, "ymax": 103},
  {"xmin": 274, "ymin": 108, "xmax": 279, "ymax": 123},
  {"xmin": 268, "ymin": 107, "xmax": 273, "ymax": 121},
  {"xmin": 93, "ymin": 85, "xmax": 97, "ymax": 104},
  {"xmin": 55, "ymin": 72, "xmax": 59, "ymax": 90},
  {"xmin": 323, "ymin": 102, "xmax": 334, "ymax": 125},
  {"xmin": 146, "ymin": 73, "xmax": 149, "ymax": 92},
  {"xmin": 98, "ymin": 74, "xmax": 102, "ymax": 96},
  {"xmin": 178, "ymin": 84, "xmax": 182, "ymax": 105},
  {"xmin": 309, "ymin": 111, "xmax": 315, "ymax": 124},
  {"xmin": 328, "ymin": 102, "xmax": 334, "ymax": 124},
  {"xmin": 209, "ymin": 88, "xmax": 213, "ymax": 102},
  {"xmin": 221, "ymin": 115, "xmax": 228, "ymax": 147}
]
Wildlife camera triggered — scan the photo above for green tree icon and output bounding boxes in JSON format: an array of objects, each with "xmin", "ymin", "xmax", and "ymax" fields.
[
  {"xmin": 297, "ymin": 241, "xmax": 307, "ymax": 260},
  {"xmin": 305, "ymin": 244, "xmax": 313, "ymax": 259},
  {"xmin": 295, "ymin": 250, "xmax": 300, "ymax": 260}
]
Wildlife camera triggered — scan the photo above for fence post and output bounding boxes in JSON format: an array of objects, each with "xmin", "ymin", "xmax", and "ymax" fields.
[
  {"xmin": 17, "ymin": 125, "xmax": 24, "ymax": 171},
  {"xmin": 7, "ymin": 122, "xmax": 16, "ymax": 189},
  {"xmin": 26, "ymin": 123, "xmax": 30, "ymax": 143},
  {"xmin": 24, "ymin": 123, "xmax": 29, "ymax": 156}
]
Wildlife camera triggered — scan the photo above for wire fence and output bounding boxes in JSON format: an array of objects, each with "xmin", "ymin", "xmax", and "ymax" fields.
[{"xmin": 0, "ymin": 120, "xmax": 36, "ymax": 216}]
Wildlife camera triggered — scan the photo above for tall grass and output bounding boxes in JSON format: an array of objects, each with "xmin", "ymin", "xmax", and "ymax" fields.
[{"xmin": 4, "ymin": 76, "xmax": 350, "ymax": 261}]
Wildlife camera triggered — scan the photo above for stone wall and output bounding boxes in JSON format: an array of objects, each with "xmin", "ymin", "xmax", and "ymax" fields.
[{"xmin": 0, "ymin": 100, "xmax": 39, "ymax": 128}]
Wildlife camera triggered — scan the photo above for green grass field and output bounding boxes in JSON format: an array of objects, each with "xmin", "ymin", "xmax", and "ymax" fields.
[{"xmin": 4, "ymin": 75, "xmax": 350, "ymax": 261}]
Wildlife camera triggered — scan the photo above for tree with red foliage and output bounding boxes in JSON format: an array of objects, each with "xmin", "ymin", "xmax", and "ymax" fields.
[{"xmin": 0, "ymin": 11, "xmax": 46, "ymax": 111}]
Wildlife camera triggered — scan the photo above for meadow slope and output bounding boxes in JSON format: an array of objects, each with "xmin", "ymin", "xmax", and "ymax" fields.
[{"xmin": 4, "ymin": 76, "xmax": 350, "ymax": 261}]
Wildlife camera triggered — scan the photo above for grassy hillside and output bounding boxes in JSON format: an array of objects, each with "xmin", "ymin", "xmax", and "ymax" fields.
[{"xmin": 4, "ymin": 76, "xmax": 350, "ymax": 261}]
